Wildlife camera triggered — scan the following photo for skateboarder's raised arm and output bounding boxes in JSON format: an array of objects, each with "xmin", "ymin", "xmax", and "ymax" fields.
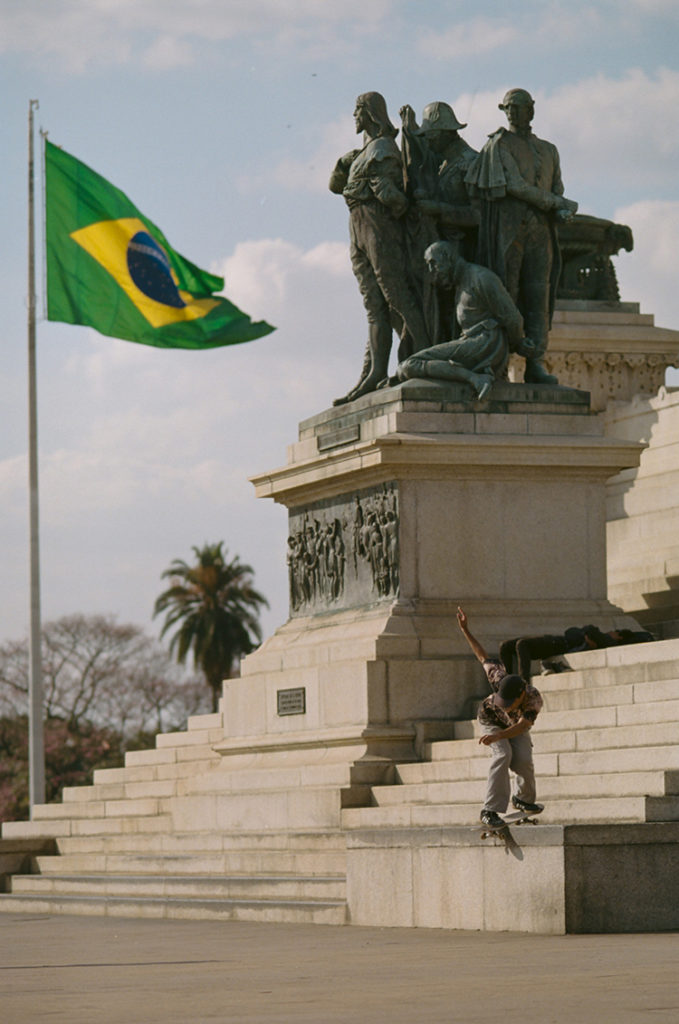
[{"xmin": 456, "ymin": 607, "xmax": 488, "ymax": 664}]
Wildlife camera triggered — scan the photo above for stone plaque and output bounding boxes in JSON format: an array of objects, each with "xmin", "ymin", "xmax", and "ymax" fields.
[
  {"xmin": 317, "ymin": 425, "xmax": 361, "ymax": 451},
  {"xmin": 277, "ymin": 687, "xmax": 306, "ymax": 716},
  {"xmin": 287, "ymin": 482, "xmax": 399, "ymax": 616}
]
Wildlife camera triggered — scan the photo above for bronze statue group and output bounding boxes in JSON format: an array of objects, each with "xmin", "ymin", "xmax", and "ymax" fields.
[{"xmin": 330, "ymin": 88, "xmax": 578, "ymax": 406}]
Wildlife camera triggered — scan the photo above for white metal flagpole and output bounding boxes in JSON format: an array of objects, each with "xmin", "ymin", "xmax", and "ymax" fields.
[{"xmin": 27, "ymin": 98, "xmax": 45, "ymax": 812}]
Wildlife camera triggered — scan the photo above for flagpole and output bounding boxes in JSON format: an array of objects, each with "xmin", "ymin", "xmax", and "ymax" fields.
[{"xmin": 27, "ymin": 98, "xmax": 45, "ymax": 813}]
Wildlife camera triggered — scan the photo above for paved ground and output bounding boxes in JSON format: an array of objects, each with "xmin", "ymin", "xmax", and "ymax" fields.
[{"xmin": 1, "ymin": 913, "xmax": 678, "ymax": 1023}]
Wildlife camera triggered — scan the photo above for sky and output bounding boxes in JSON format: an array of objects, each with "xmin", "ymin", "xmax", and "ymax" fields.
[{"xmin": 1, "ymin": 0, "xmax": 678, "ymax": 651}]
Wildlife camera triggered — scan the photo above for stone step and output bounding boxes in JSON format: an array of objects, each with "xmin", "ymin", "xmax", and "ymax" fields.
[
  {"xmin": 537, "ymin": 677, "xmax": 679, "ymax": 711},
  {"xmin": 169, "ymin": 786, "xmax": 342, "ymax": 833},
  {"xmin": 91, "ymin": 759, "xmax": 217, "ymax": 786},
  {"xmin": 32, "ymin": 797, "xmax": 162, "ymax": 820},
  {"xmin": 185, "ymin": 712, "xmax": 223, "ymax": 732},
  {"xmin": 374, "ymin": 769, "xmax": 679, "ymax": 806},
  {"xmin": 1, "ymin": 814, "xmax": 173, "ymax": 841},
  {"xmin": 54, "ymin": 829, "xmax": 347, "ymax": 856},
  {"xmin": 28, "ymin": 780, "xmax": 345, "ymax": 835},
  {"xmin": 452, "ymin": 698, "xmax": 679, "ymax": 738},
  {"xmin": 341, "ymin": 793, "xmax": 679, "ymax": 829},
  {"xmin": 434, "ymin": 720, "xmax": 679, "ymax": 761},
  {"xmin": 123, "ymin": 745, "xmax": 222, "ymax": 769},
  {"xmin": 154, "ymin": 727, "xmax": 224, "ymax": 750},
  {"xmin": 0, "ymin": 891, "xmax": 347, "ymax": 924},
  {"xmin": 63, "ymin": 778, "xmax": 181, "ymax": 803},
  {"xmin": 34, "ymin": 847, "xmax": 348, "ymax": 877},
  {"xmin": 564, "ymin": 720, "xmax": 679, "ymax": 751},
  {"xmin": 466, "ymin": 677, "xmax": 679, "ymax": 720},
  {"xmin": 415, "ymin": 741, "xmax": 679, "ymax": 781},
  {"xmin": 61, "ymin": 761, "xmax": 353, "ymax": 809},
  {"xmin": 344, "ymin": 821, "xmax": 679, "ymax": 933},
  {"xmin": 534, "ymin": 658, "xmax": 679, "ymax": 693},
  {"xmin": 536, "ymin": 682, "xmax": 636, "ymax": 713},
  {"xmin": 402, "ymin": 750, "xmax": 561, "ymax": 781},
  {"xmin": 558, "ymin": 744, "xmax": 679, "ymax": 776},
  {"xmin": 183, "ymin": 762, "xmax": 353, "ymax": 796},
  {"xmin": 452, "ymin": 706, "xmax": 611, "ymax": 738},
  {"xmin": 422, "ymin": 729, "xmax": 679, "ymax": 777},
  {"xmin": 10, "ymin": 872, "xmax": 347, "ymax": 901}
]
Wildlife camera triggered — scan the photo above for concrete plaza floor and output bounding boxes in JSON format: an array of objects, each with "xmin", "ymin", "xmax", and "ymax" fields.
[{"xmin": 1, "ymin": 913, "xmax": 678, "ymax": 1023}]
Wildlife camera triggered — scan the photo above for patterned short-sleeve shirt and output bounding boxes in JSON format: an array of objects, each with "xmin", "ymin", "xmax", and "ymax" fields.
[{"xmin": 477, "ymin": 658, "xmax": 543, "ymax": 730}]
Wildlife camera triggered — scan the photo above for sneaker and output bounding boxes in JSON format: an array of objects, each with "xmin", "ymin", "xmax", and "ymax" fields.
[
  {"xmin": 511, "ymin": 796, "xmax": 544, "ymax": 815},
  {"xmin": 541, "ymin": 659, "xmax": 571, "ymax": 674},
  {"xmin": 480, "ymin": 809, "xmax": 505, "ymax": 829}
]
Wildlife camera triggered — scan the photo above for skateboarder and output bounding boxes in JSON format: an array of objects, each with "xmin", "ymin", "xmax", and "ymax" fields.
[{"xmin": 457, "ymin": 607, "xmax": 544, "ymax": 831}]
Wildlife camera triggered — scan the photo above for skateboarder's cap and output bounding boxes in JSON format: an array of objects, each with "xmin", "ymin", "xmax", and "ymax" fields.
[{"xmin": 494, "ymin": 674, "xmax": 526, "ymax": 707}]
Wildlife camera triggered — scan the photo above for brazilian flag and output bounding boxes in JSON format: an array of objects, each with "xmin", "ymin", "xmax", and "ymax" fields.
[{"xmin": 45, "ymin": 139, "xmax": 274, "ymax": 349}]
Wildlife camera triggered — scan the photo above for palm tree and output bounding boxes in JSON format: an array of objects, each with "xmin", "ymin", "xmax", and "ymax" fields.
[{"xmin": 154, "ymin": 543, "xmax": 269, "ymax": 711}]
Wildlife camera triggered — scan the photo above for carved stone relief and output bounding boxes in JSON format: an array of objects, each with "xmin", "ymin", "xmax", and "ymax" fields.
[
  {"xmin": 287, "ymin": 483, "xmax": 399, "ymax": 615},
  {"xmin": 530, "ymin": 351, "xmax": 679, "ymax": 411}
]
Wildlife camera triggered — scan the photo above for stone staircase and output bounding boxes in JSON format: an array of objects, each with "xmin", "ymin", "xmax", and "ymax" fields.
[
  {"xmin": 342, "ymin": 637, "xmax": 679, "ymax": 831},
  {"xmin": 0, "ymin": 832, "xmax": 347, "ymax": 923},
  {"xmin": 0, "ymin": 710, "xmax": 349, "ymax": 923},
  {"xmin": 2, "ymin": 639, "xmax": 679, "ymax": 930},
  {"xmin": 341, "ymin": 638, "xmax": 679, "ymax": 933}
]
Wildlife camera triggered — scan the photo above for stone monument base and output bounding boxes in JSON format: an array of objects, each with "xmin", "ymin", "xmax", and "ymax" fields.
[
  {"xmin": 229, "ymin": 380, "xmax": 642, "ymax": 781},
  {"xmin": 347, "ymin": 821, "xmax": 679, "ymax": 934},
  {"xmin": 3, "ymin": 377, "xmax": 674, "ymax": 935},
  {"xmin": 3, "ymin": 637, "xmax": 679, "ymax": 933},
  {"xmin": 605, "ymin": 386, "xmax": 679, "ymax": 637}
]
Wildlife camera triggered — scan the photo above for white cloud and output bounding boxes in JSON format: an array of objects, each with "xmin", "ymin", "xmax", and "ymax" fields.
[
  {"xmin": 0, "ymin": 0, "xmax": 393, "ymax": 72},
  {"xmin": 626, "ymin": 0, "xmax": 679, "ymax": 12},
  {"xmin": 300, "ymin": 240, "xmax": 349, "ymax": 276},
  {"xmin": 541, "ymin": 68, "xmax": 679, "ymax": 190},
  {"xmin": 416, "ymin": 4, "xmax": 608, "ymax": 62},
  {"xmin": 417, "ymin": 18, "xmax": 519, "ymax": 59},
  {"xmin": 214, "ymin": 238, "xmax": 360, "ymax": 385},
  {"xmin": 0, "ymin": 453, "xmax": 27, "ymax": 514},
  {"xmin": 613, "ymin": 199, "xmax": 679, "ymax": 329},
  {"xmin": 218, "ymin": 237, "xmax": 351, "ymax": 309},
  {"xmin": 141, "ymin": 33, "xmax": 195, "ymax": 71},
  {"xmin": 239, "ymin": 115, "xmax": 355, "ymax": 195}
]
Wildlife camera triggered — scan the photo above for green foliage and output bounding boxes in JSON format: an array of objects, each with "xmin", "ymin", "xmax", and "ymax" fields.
[
  {"xmin": 0, "ymin": 614, "xmax": 213, "ymax": 822},
  {"xmin": 154, "ymin": 542, "xmax": 268, "ymax": 711},
  {"xmin": 0, "ymin": 614, "xmax": 211, "ymax": 739},
  {"xmin": 0, "ymin": 715, "xmax": 123, "ymax": 823}
]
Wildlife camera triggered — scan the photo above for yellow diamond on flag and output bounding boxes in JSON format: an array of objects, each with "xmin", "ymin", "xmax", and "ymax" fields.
[{"xmin": 70, "ymin": 217, "xmax": 219, "ymax": 328}]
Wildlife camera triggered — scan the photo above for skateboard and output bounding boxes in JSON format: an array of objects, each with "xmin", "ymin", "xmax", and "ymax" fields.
[{"xmin": 480, "ymin": 806, "xmax": 543, "ymax": 842}]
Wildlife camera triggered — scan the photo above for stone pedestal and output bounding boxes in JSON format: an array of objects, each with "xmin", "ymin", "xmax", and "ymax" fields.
[
  {"xmin": 216, "ymin": 381, "xmax": 642, "ymax": 770},
  {"xmin": 508, "ymin": 300, "xmax": 679, "ymax": 411},
  {"xmin": 605, "ymin": 386, "xmax": 679, "ymax": 635},
  {"xmin": 523, "ymin": 299, "xmax": 679, "ymax": 634}
]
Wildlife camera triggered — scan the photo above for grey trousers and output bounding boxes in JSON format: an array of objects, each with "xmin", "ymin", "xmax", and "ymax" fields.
[{"xmin": 481, "ymin": 729, "xmax": 536, "ymax": 813}]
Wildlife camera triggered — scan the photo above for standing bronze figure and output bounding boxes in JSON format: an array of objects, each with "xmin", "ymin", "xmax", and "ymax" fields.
[
  {"xmin": 465, "ymin": 88, "xmax": 578, "ymax": 385},
  {"xmin": 330, "ymin": 92, "xmax": 431, "ymax": 405}
]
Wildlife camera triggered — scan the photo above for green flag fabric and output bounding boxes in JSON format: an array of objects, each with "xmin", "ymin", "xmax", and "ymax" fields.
[{"xmin": 45, "ymin": 139, "xmax": 274, "ymax": 349}]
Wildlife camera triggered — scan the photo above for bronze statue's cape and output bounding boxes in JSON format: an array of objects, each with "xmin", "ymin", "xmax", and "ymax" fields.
[{"xmin": 465, "ymin": 128, "xmax": 562, "ymax": 328}]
